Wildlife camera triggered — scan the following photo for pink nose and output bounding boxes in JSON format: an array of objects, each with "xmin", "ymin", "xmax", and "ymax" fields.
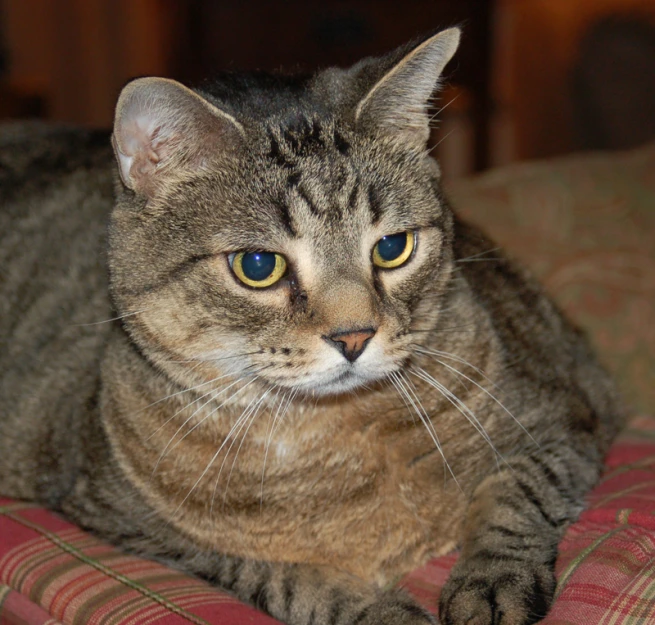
[{"xmin": 323, "ymin": 328, "xmax": 377, "ymax": 362}]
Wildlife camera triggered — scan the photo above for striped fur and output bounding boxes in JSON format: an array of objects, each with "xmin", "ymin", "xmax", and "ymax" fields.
[{"xmin": 0, "ymin": 29, "xmax": 624, "ymax": 625}]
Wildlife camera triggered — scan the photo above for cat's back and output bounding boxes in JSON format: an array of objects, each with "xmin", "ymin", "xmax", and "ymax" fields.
[
  {"xmin": 0, "ymin": 122, "xmax": 114, "ymax": 504},
  {"xmin": 0, "ymin": 121, "xmax": 112, "ymax": 197}
]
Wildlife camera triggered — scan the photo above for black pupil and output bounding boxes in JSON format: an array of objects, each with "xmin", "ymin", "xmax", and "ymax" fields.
[
  {"xmin": 241, "ymin": 252, "xmax": 276, "ymax": 281},
  {"xmin": 377, "ymin": 233, "xmax": 407, "ymax": 262}
]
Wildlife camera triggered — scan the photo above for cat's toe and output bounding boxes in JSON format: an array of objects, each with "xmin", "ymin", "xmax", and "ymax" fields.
[
  {"xmin": 355, "ymin": 590, "xmax": 436, "ymax": 625},
  {"xmin": 438, "ymin": 564, "xmax": 554, "ymax": 625}
]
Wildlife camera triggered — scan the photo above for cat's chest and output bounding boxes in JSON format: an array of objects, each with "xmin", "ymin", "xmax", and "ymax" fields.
[
  {"xmin": 169, "ymin": 421, "xmax": 464, "ymax": 583},
  {"xmin": 111, "ymin": 390, "xmax": 470, "ymax": 583}
]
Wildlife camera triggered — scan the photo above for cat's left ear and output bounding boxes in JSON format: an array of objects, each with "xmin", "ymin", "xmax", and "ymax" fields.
[{"xmin": 354, "ymin": 28, "xmax": 460, "ymax": 150}]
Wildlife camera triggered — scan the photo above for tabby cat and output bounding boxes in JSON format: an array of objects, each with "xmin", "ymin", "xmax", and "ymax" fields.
[{"xmin": 0, "ymin": 28, "xmax": 624, "ymax": 625}]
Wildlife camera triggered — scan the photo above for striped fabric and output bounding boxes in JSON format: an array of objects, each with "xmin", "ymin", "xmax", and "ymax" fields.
[
  {"xmin": 2, "ymin": 417, "xmax": 655, "ymax": 625},
  {"xmin": 402, "ymin": 416, "xmax": 655, "ymax": 624}
]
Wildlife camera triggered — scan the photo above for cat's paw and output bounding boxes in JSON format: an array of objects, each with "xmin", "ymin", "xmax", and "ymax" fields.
[
  {"xmin": 355, "ymin": 590, "xmax": 436, "ymax": 625},
  {"xmin": 438, "ymin": 560, "xmax": 554, "ymax": 625}
]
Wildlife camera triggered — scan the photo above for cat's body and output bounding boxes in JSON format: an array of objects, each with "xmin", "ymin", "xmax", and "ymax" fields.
[{"xmin": 0, "ymin": 30, "xmax": 624, "ymax": 625}]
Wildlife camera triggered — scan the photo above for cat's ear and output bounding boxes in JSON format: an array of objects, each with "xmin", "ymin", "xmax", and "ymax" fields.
[
  {"xmin": 112, "ymin": 77, "xmax": 244, "ymax": 196},
  {"xmin": 354, "ymin": 28, "xmax": 460, "ymax": 150}
]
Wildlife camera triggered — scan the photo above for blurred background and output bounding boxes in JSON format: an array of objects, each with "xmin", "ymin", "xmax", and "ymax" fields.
[{"xmin": 1, "ymin": 0, "xmax": 655, "ymax": 178}]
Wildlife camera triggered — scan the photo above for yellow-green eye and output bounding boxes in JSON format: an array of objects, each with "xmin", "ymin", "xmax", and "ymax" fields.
[
  {"xmin": 231, "ymin": 251, "xmax": 287, "ymax": 288},
  {"xmin": 372, "ymin": 231, "xmax": 415, "ymax": 269}
]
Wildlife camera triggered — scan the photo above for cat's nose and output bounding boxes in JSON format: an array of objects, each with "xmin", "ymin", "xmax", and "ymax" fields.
[{"xmin": 323, "ymin": 327, "xmax": 377, "ymax": 363}]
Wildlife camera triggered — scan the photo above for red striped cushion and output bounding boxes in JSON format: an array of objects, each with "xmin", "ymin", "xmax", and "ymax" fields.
[{"xmin": 2, "ymin": 416, "xmax": 655, "ymax": 624}]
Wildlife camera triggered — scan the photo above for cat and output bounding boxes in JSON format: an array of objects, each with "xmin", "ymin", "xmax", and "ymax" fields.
[{"xmin": 0, "ymin": 27, "xmax": 624, "ymax": 625}]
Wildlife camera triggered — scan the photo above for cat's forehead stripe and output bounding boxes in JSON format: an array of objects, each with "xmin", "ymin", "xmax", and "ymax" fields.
[
  {"xmin": 272, "ymin": 198, "xmax": 298, "ymax": 238},
  {"xmin": 286, "ymin": 171, "xmax": 302, "ymax": 189},
  {"xmin": 333, "ymin": 129, "xmax": 351, "ymax": 155},
  {"xmin": 267, "ymin": 132, "xmax": 294, "ymax": 170},
  {"xmin": 266, "ymin": 117, "xmax": 348, "ymax": 165},
  {"xmin": 367, "ymin": 184, "xmax": 383, "ymax": 225},
  {"xmin": 296, "ymin": 185, "xmax": 323, "ymax": 219},
  {"xmin": 347, "ymin": 177, "xmax": 359, "ymax": 213},
  {"xmin": 262, "ymin": 117, "xmax": 427, "ymax": 229},
  {"xmin": 280, "ymin": 118, "xmax": 326, "ymax": 156}
]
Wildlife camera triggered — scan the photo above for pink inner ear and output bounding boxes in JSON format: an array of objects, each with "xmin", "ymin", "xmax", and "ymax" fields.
[
  {"xmin": 125, "ymin": 114, "xmax": 162, "ymax": 160},
  {"xmin": 112, "ymin": 77, "xmax": 245, "ymax": 195},
  {"xmin": 115, "ymin": 108, "xmax": 169, "ymax": 189}
]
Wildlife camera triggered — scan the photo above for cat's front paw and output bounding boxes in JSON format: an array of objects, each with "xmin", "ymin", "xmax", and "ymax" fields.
[
  {"xmin": 356, "ymin": 590, "xmax": 436, "ymax": 625},
  {"xmin": 438, "ymin": 560, "xmax": 554, "ymax": 625}
]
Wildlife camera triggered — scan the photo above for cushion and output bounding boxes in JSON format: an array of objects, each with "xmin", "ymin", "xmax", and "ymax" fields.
[
  {"xmin": 3, "ymin": 146, "xmax": 653, "ymax": 624},
  {"xmin": 2, "ymin": 415, "xmax": 655, "ymax": 624},
  {"xmin": 446, "ymin": 144, "xmax": 655, "ymax": 415}
]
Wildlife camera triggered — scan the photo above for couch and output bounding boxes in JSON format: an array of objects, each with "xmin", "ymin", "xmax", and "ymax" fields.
[{"xmin": 1, "ymin": 144, "xmax": 654, "ymax": 624}]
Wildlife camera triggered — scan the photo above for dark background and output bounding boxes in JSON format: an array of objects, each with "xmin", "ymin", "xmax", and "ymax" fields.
[{"xmin": 1, "ymin": 0, "xmax": 655, "ymax": 177}]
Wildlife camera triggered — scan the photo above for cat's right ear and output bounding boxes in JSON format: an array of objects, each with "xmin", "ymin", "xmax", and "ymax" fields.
[
  {"xmin": 112, "ymin": 77, "xmax": 244, "ymax": 197},
  {"xmin": 352, "ymin": 28, "xmax": 460, "ymax": 151}
]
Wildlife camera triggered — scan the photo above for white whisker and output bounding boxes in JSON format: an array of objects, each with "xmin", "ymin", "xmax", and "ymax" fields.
[
  {"xmin": 207, "ymin": 391, "xmax": 269, "ymax": 516},
  {"xmin": 151, "ymin": 376, "xmax": 257, "ymax": 478},
  {"xmin": 222, "ymin": 387, "xmax": 274, "ymax": 505},
  {"xmin": 386, "ymin": 374, "xmax": 416, "ymax": 425},
  {"xmin": 72, "ymin": 308, "xmax": 150, "ymax": 326},
  {"xmin": 419, "ymin": 356, "xmax": 538, "ymax": 447},
  {"xmin": 455, "ymin": 247, "xmax": 502, "ymax": 263},
  {"xmin": 410, "ymin": 366, "xmax": 508, "ymax": 471},
  {"xmin": 427, "ymin": 127, "xmax": 456, "ymax": 155},
  {"xmin": 142, "ymin": 371, "xmax": 252, "ymax": 434},
  {"xmin": 145, "ymin": 372, "xmax": 237, "ymax": 442},
  {"xmin": 173, "ymin": 383, "xmax": 263, "ymax": 520},
  {"xmin": 414, "ymin": 346, "xmax": 498, "ymax": 389},
  {"xmin": 459, "ymin": 247, "xmax": 502, "ymax": 261},
  {"xmin": 144, "ymin": 361, "xmax": 266, "ymax": 441},
  {"xmin": 260, "ymin": 388, "xmax": 289, "ymax": 508},
  {"xmin": 158, "ymin": 351, "xmax": 264, "ymax": 364},
  {"xmin": 429, "ymin": 92, "xmax": 461, "ymax": 124},
  {"xmin": 390, "ymin": 371, "xmax": 460, "ymax": 489}
]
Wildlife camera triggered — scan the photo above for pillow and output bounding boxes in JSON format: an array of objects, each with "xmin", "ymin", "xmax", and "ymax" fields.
[
  {"xmin": 4, "ymin": 415, "xmax": 655, "ymax": 624},
  {"xmin": 446, "ymin": 144, "xmax": 655, "ymax": 415}
]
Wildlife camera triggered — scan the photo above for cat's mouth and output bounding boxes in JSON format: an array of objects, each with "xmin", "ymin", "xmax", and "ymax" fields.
[
  {"xmin": 290, "ymin": 364, "xmax": 385, "ymax": 397},
  {"xmin": 287, "ymin": 369, "xmax": 358, "ymax": 396},
  {"xmin": 325, "ymin": 370, "xmax": 356, "ymax": 387}
]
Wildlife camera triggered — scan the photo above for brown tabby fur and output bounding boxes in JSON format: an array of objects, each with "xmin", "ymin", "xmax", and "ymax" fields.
[{"xmin": 0, "ymin": 29, "xmax": 624, "ymax": 625}]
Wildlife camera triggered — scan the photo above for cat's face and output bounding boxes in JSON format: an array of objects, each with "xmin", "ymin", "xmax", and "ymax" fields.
[{"xmin": 108, "ymin": 29, "xmax": 460, "ymax": 398}]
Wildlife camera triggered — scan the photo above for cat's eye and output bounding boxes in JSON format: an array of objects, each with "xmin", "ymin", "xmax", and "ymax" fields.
[
  {"xmin": 230, "ymin": 251, "xmax": 287, "ymax": 288},
  {"xmin": 372, "ymin": 231, "xmax": 415, "ymax": 269}
]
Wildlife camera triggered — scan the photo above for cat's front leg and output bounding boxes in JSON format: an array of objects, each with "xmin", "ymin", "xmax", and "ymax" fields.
[
  {"xmin": 439, "ymin": 438, "xmax": 602, "ymax": 625},
  {"xmin": 185, "ymin": 551, "xmax": 435, "ymax": 625}
]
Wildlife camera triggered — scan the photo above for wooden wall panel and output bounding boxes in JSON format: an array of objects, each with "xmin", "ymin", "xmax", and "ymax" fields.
[
  {"xmin": 3, "ymin": 0, "xmax": 176, "ymax": 126},
  {"xmin": 496, "ymin": 0, "xmax": 655, "ymax": 160}
]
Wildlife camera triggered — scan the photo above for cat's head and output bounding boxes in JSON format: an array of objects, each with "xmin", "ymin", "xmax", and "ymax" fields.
[{"xmin": 108, "ymin": 28, "xmax": 460, "ymax": 397}]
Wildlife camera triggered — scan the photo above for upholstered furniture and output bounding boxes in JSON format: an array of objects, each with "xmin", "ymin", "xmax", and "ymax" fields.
[
  {"xmin": 2, "ymin": 144, "xmax": 654, "ymax": 624},
  {"xmin": 453, "ymin": 143, "xmax": 654, "ymax": 416}
]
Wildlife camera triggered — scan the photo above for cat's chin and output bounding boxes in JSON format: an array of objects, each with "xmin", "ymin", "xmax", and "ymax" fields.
[
  {"xmin": 310, "ymin": 374, "xmax": 364, "ymax": 396},
  {"xmin": 290, "ymin": 368, "xmax": 385, "ymax": 397}
]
